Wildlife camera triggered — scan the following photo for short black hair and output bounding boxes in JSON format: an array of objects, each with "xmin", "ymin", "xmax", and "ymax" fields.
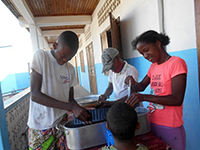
[
  {"xmin": 132, "ymin": 30, "xmax": 170, "ymax": 50},
  {"xmin": 107, "ymin": 102, "xmax": 138, "ymax": 141},
  {"xmin": 57, "ymin": 30, "xmax": 79, "ymax": 51}
]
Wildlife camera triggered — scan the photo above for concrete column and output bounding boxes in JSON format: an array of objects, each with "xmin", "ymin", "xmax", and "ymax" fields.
[
  {"xmin": 43, "ymin": 38, "xmax": 50, "ymax": 50},
  {"xmin": 29, "ymin": 24, "xmax": 39, "ymax": 52},
  {"xmin": 38, "ymin": 36, "xmax": 44, "ymax": 49},
  {"xmin": 0, "ymin": 83, "xmax": 11, "ymax": 150}
]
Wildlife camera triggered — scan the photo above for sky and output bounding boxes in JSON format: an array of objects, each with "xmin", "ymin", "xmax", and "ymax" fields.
[{"xmin": 0, "ymin": 1, "xmax": 32, "ymax": 81}]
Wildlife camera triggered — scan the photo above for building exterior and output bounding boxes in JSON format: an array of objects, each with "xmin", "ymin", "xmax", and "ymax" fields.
[{"xmin": 72, "ymin": 0, "xmax": 200, "ymax": 149}]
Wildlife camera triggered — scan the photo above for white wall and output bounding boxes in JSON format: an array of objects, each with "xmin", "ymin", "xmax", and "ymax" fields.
[
  {"xmin": 75, "ymin": 0, "xmax": 197, "ymax": 66},
  {"xmin": 119, "ymin": 0, "xmax": 160, "ymax": 59},
  {"xmin": 90, "ymin": 0, "xmax": 110, "ymax": 64},
  {"xmin": 76, "ymin": 0, "xmax": 162, "ymax": 65},
  {"xmin": 164, "ymin": 0, "xmax": 196, "ymax": 52}
]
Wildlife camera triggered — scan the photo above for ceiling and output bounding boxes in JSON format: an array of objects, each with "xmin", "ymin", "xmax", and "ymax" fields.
[{"xmin": 2, "ymin": 0, "xmax": 100, "ymax": 48}]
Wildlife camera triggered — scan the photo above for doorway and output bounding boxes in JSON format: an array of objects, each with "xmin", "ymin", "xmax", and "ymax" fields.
[{"xmin": 86, "ymin": 42, "xmax": 97, "ymax": 94}]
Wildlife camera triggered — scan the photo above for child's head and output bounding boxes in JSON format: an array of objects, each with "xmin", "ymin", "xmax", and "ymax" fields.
[
  {"xmin": 55, "ymin": 31, "xmax": 79, "ymax": 65},
  {"xmin": 106, "ymin": 102, "xmax": 138, "ymax": 142}
]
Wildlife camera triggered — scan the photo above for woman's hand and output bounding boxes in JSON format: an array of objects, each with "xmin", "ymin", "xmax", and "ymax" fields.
[
  {"xmin": 125, "ymin": 92, "xmax": 144, "ymax": 107},
  {"xmin": 124, "ymin": 75, "xmax": 136, "ymax": 86}
]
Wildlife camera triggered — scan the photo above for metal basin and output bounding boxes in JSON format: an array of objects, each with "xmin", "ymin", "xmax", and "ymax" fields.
[
  {"xmin": 135, "ymin": 107, "xmax": 151, "ymax": 136},
  {"xmin": 59, "ymin": 121, "xmax": 107, "ymax": 150}
]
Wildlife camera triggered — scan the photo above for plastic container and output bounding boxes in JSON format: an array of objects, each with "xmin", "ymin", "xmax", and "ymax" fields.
[{"xmin": 73, "ymin": 107, "xmax": 109, "ymax": 125}]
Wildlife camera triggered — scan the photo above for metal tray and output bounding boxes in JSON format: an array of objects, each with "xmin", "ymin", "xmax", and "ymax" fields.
[{"xmin": 75, "ymin": 95, "xmax": 99, "ymax": 107}]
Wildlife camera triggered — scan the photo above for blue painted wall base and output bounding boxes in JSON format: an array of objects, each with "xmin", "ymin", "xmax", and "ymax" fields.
[{"xmin": 0, "ymin": 83, "xmax": 11, "ymax": 150}]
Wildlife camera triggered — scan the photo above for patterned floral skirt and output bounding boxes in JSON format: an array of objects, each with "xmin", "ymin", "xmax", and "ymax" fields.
[{"xmin": 28, "ymin": 115, "xmax": 69, "ymax": 150}]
